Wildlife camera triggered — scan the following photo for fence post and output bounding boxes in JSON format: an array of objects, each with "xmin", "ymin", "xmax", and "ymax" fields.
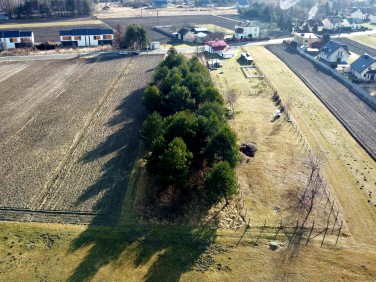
[
  {"xmin": 331, "ymin": 210, "xmax": 339, "ymax": 235},
  {"xmin": 305, "ymin": 220, "xmax": 315, "ymax": 246},
  {"xmin": 335, "ymin": 221, "xmax": 343, "ymax": 246}
]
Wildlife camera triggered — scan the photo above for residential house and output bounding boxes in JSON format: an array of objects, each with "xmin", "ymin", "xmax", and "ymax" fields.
[
  {"xmin": 234, "ymin": 21, "xmax": 259, "ymax": 40},
  {"xmin": 293, "ymin": 33, "xmax": 321, "ymax": 47},
  {"xmin": 301, "ymin": 19, "xmax": 324, "ymax": 32},
  {"xmin": 151, "ymin": 0, "xmax": 168, "ymax": 8},
  {"xmin": 319, "ymin": 40, "xmax": 350, "ymax": 64},
  {"xmin": 60, "ymin": 29, "xmax": 113, "ymax": 47},
  {"xmin": 371, "ymin": 15, "xmax": 376, "ymax": 24},
  {"xmin": 236, "ymin": 0, "xmax": 250, "ymax": 9},
  {"xmin": 191, "ymin": 27, "xmax": 209, "ymax": 34},
  {"xmin": 351, "ymin": 54, "xmax": 376, "ymax": 81},
  {"xmin": 322, "ymin": 17, "xmax": 343, "ymax": 30},
  {"xmin": 0, "ymin": 30, "xmax": 34, "ymax": 49},
  {"xmin": 176, "ymin": 28, "xmax": 195, "ymax": 42},
  {"xmin": 351, "ymin": 7, "xmax": 372, "ymax": 20},
  {"xmin": 347, "ymin": 18, "xmax": 364, "ymax": 30},
  {"xmin": 204, "ymin": 40, "xmax": 236, "ymax": 58}
]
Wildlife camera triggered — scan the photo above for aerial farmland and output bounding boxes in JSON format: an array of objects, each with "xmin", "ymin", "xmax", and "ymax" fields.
[{"xmin": 0, "ymin": 54, "xmax": 163, "ymax": 224}]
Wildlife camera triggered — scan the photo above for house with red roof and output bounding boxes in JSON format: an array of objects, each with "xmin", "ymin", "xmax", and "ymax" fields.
[{"xmin": 204, "ymin": 39, "xmax": 236, "ymax": 58}]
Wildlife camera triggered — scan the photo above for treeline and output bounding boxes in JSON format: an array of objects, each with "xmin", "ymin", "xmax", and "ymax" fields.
[
  {"xmin": 141, "ymin": 48, "xmax": 239, "ymax": 205},
  {"xmin": 1, "ymin": 0, "xmax": 93, "ymax": 18}
]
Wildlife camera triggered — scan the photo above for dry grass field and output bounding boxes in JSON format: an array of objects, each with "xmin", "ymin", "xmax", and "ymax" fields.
[
  {"xmin": 0, "ymin": 54, "xmax": 163, "ymax": 224},
  {"xmin": 247, "ymin": 46, "xmax": 376, "ymax": 245},
  {"xmin": 0, "ymin": 47, "xmax": 376, "ymax": 281},
  {"xmin": 347, "ymin": 34, "xmax": 376, "ymax": 49}
]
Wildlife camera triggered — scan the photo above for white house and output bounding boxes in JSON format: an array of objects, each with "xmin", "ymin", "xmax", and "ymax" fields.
[
  {"xmin": 236, "ymin": 0, "xmax": 249, "ymax": 9},
  {"xmin": 0, "ymin": 30, "xmax": 34, "ymax": 49},
  {"xmin": 350, "ymin": 7, "xmax": 372, "ymax": 20},
  {"xmin": 60, "ymin": 29, "xmax": 113, "ymax": 47},
  {"xmin": 351, "ymin": 54, "xmax": 376, "ymax": 81},
  {"xmin": 371, "ymin": 15, "xmax": 376, "ymax": 24},
  {"xmin": 293, "ymin": 33, "xmax": 321, "ymax": 48},
  {"xmin": 234, "ymin": 21, "xmax": 259, "ymax": 40},
  {"xmin": 204, "ymin": 40, "xmax": 236, "ymax": 58},
  {"xmin": 322, "ymin": 17, "xmax": 343, "ymax": 30},
  {"xmin": 347, "ymin": 18, "xmax": 364, "ymax": 30},
  {"xmin": 319, "ymin": 40, "xmax": 350, "ymax": 64}
]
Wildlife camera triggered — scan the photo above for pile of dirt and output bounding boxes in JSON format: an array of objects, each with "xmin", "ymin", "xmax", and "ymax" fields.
[{"xmin": 240, "ymin": 143, "xmax": 257, "ymax": 157}]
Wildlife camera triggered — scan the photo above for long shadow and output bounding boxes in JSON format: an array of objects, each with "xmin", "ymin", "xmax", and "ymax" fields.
[
  {"xmin": 66, "ymin": 65, "xmax": 218, "ymax": 281},
  {"xmin": 67, "ymin": 225, "xmax": 216, "ymax": 282},
  {"xmin": 74, "ymin": 87, "xmax": 146, "ymax": 221}
]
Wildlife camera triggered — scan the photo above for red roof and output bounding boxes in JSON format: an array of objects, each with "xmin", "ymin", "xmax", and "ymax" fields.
[{"xmin": 205, "ymin": 40, "xmax": 227, "ymax": 48}]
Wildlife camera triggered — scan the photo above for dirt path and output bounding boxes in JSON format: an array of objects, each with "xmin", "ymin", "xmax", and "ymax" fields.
[{"xmin": 249, "ymin": 46, "xmax": 376, "ymax": 245}]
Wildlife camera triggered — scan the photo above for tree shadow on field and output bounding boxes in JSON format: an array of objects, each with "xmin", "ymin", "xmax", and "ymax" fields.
[
  {"xmin": 67, "ymin": 225, "xmax": 217, "ymax": 282},
  {"xmin": 73, "ymin": 87, "xmax": 147, "ymax": 222}
]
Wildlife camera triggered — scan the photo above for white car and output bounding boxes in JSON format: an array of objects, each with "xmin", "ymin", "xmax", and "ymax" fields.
[{"xmin": 118, "ymin": 51, "xmax": 128, "ymax": 55}]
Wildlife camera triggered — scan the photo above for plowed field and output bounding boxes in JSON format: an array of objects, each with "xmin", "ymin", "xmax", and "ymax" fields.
[{"xmin": 0, "ymin": 54, "xmax": 163, "ymax": 224}]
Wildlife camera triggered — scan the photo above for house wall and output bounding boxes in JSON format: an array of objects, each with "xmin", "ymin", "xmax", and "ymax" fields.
[
  {"xmin": 351, "ymin": 10, "xmax": 364, "ymax": 20},
  {"xmin": 234, "ymin": 25, "xmax": 259, "ymax": 39},
  {"xmin": 204, "ymin": 44, "xmax": 213, "ymax": 53},
  {"xmin": 352, "ymin": 62, "xmax": 376, "ymax": 80},
  {"xmin": 321, "ymin": 47, "xmax": 349, "ymax": 63},
  {"xmin": 60, "ymin": 34, "xmax": 112, "ymax": 47}
]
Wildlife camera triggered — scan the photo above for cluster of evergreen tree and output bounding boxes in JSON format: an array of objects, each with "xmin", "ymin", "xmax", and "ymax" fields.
[
  {"xmin": 2, "ymin": 0, "xmax": 93, "ymax": 19},
  {"xmin": 141, "ymin": 48, "xmax": 239, "ymax": 204}
]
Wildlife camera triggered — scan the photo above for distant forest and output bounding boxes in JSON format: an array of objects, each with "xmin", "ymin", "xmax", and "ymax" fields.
[{"xmin": 0, "ymin": 0, "xmax": 94, "ymax": 18}]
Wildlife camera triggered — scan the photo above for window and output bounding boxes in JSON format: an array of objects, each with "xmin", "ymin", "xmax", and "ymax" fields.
[
  {"xmin": 74, "ymin": 36, "xmax": 81, "ymax": 40},
  {"xmin": 94, "ymin": 35, "xmax": 101, "ymax": 40},
  {"xmin": 61, "ymin": 36, "xmax": 70, "ymax": 41},
  {"xmin": 10, "ymin": 38, "xmax": 18, "ymax": 43},
  {"xmin": 103, "ymin": 34, "xmax": 112, "ymax": 40},
  {"xmin": 21, "ymin": 37, "xmax": 31, "ymax": 42}
]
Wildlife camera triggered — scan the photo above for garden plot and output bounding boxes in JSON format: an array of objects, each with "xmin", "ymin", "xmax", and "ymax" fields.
[{"xmin": 0, "ymin": 55, "xmax": 163, "ymax": 224}]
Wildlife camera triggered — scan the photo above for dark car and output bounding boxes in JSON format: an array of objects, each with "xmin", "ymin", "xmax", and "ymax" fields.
[{"xmin": 132, "ymin": 51, "xmax": 140, "ymax": 55}]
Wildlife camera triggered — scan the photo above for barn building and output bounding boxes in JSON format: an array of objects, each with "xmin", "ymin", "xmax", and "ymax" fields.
[
  {"xmin": 0, "ymin": 30, "xmax": 34, "ymax": 49},
  {"xmin": 59, "ymin": 29, "xmax": 114, "ymax": 47}
]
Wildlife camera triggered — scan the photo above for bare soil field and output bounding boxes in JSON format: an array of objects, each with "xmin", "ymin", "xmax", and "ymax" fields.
[
  {"xmin": 95, "ymin": 6, "xmax": 238, "ymax": 19},
  {"xmin": 0, "ymin": 54, "xmax": 163, "ymax": 224},
  {"xmin": 248, "ymin": 45, "xmax": 376, "ymax": 245},
  {"xmin": 266, "ymin": 44, "xmax": 376, "ymax": 161},
  {"xmin": 335, "ymin": 37, "xmax": 376, "ymax": 57}
]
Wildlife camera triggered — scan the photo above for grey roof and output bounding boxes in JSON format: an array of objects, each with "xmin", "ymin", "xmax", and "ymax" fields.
[
  {"xmin": 347, "ymin": 18, "xmax": 363, "ymax": 24},
  {"xmin": 307, "ymin": 19, "xmax": 324, "ymax": 27},
  {"xmin": 177, "ymin": 28, "xmax": 190, "ymax": 35},
  {"xmin": 351, "ymin": 7, "xmax": 372, "ymax": 14},
  {"xmin": 59, "ymin": 29, "xmax": 113, "ymax": 36},
  {"xmin": 237, "ymin": 0, "xmax": 249, "ymax": 6},
  {"xmin": 0, "ymin": 30, "xmax": 33, "ymax": 38},
  {"xmin": 351, "ymin": 54, "xmax": 376, "ymax": 73},
  {"xmin": 320, "ymin": 40, "xmax": 349, "ymax": 56},
  {"xmin": 152, "ymin": 0, "xmax": 168, "ymax": 5}
]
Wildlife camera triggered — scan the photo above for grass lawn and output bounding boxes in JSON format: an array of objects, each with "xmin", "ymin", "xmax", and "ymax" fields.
[{"xmin": 348, "ymin": 34, "xmax": 376, "ymax": 48}]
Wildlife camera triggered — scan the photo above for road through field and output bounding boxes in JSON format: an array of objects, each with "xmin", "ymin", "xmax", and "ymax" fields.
[{"xmin": 249, "ymin": 46, "xmax": 376, "ymax": 244}]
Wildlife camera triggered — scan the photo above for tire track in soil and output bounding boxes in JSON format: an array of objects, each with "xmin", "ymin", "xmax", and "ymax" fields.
[{"xmin": 32, "ymin": 57, "xmax": 135, "ymax": 213}]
